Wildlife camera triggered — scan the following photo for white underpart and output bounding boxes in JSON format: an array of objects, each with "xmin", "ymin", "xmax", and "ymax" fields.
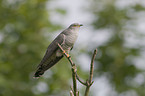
[
  {"xmin": 64, "ymin": 27, "xmax": 79, "ymax": 51},
  {"xmin": 56, "ymin": 27, "xmax": 80, "ymax": 57}
]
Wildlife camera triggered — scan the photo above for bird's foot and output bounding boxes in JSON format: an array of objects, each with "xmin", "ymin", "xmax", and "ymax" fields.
[
  {"xmin": 63, "ymin": 50, "xmax": 66, "ymax": 54},
  {"xmin": 66, "ymin": 54, "xmax": 70, "ymax": 58},
  {"xmin": 63, "ymin": 50, "xmax": 70, "ymax": 58}
]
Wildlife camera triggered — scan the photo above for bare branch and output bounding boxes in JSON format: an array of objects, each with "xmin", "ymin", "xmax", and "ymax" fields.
[
  {"xmin": 89, "ymin": 48, "xmax": 97, "ymax": 83},
  {"xmin": 72, "ymin": 65, "xmax": 77, "ymax": 96},
  {"xmin": 58, "ymin": 44, "xmax": 87, "ymax": 86},
  {"xmin": 76, "ymin": 74, "xmax": 87, "ymax": 86},
  {"xmin": 85, "ymin": 48, "xmax": 97, "ymax": 96},
  {"xmin": 70, "ymin": 86, "xmax": 74, "ymax": 96},
  {"xmin": 58, "ymin": 43, "xmax": 78, "ymax": 96},
  {"xmin": 57, "ymin": 43, "xmax": 97, "ymax": 96}
]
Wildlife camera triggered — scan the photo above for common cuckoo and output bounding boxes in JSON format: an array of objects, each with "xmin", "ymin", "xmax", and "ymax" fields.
[{"xmin": 34, "ymin": 23, "xmax": 83, "ymax": 78}]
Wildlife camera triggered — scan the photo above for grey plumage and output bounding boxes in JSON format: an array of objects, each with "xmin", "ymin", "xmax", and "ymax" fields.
[{"xmin": 34, "ymin": 23, "xmax": 83, "ymax": 78}]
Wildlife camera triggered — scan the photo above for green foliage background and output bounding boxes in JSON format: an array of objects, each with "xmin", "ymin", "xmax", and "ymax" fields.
[
  {"xmin": 0, "ymin": 0, "xmax": 145, "ymax": 96},
  {"xmin": 0, "ymin": 0, "xmax": 70, "ymax": 96},
  {"xmin": 89, "ymin": 0, "xmax": 145, "ymax": 96}
]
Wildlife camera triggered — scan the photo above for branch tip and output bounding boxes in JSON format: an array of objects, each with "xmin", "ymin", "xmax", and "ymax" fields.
[{"xmin": 58, "ymin": 43, "xmax": 97, "ymax": 96}]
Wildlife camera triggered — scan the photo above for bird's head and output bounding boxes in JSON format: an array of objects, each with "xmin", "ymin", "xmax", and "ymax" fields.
[{"xmin": 69, "ymin": 23, "xmax": 83, "ymax": 29}]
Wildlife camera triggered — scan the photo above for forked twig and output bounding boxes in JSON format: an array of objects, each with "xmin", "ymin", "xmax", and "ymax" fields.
[
  {"xmin": 58, "ymin": 44, "xmax": 86, "ymax": 85},
  {"xmin": 57, "ymin": 43, "xmax": 97, "ymax": 96},
  {"xmin": 85, "ymin": 48, "xmax": 97, "ymax": 96},
  {"xmin": 58, "ymin": 43, "xmax": 78, "ymax": 96}
]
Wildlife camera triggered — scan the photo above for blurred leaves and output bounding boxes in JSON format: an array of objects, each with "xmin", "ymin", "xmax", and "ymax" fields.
[
  {"xmin": 1, "ymin": 0, "xmax": 145, "ymax": 96},
  {"xmin": 89, "ymin": 0, "xmax": 145, "ymax": 95},
  {"xmin": 92, "ymin": 5, "xmax": 130, "ymax": 29},
  {"xmin": 0, "ymin": 0, "xmax": 69, "ymax": 96}
]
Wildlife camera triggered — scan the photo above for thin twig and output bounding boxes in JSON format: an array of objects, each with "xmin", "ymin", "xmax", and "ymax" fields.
[
  {"xmin": 58, "ymin": 43, "xmax": 97, "ymax": 96},
  {"xmin": 85, "ymin": 48, "xmax": 97, "ymax": 96},
  {"xmin": 58, "ymin": 44, "xmax": 86, "ymax": 85},
  {"xmin": 76, "ymin": 74, "xmax": 87, "ymax": 86},
  {"xmin": 89, "ymin": 48, "xmax": 97, "ymax": 83},
  {"xmin": 72, "ymin": 64, "xmax": 77, "ymax": 96},
  {"xmin": 57, "ymin": 44, "xmax": 73, "ymax": 66},
  {"xmin": 70, "ymin": 86, "xmax": 74, "ymax": 96},
  {"xmin": 58, "ymin": 43, "xmax": 78, "ymax": 96}
]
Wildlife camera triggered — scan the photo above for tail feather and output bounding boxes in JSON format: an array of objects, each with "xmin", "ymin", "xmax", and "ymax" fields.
[
  {"xmin": 33, "ymin": 56, "xmax": 63, "ymax": 78},
  {"xmin": 33, "ymin": 69, "xmax": 44, "ymax": 78}
]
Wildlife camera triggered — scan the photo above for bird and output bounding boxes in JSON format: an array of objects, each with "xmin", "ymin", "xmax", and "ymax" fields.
[{"xmin": 34, "ymin": 23, "xmax": 83, "ymax": 78}]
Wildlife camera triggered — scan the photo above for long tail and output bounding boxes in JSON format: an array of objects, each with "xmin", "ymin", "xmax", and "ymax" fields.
[
  {"xmin": 33, "ymin": 68, "xmax": 44, "ymax": 78},
  {"xmin": 33, "ymin": 56, "xmax": 63, "ymax": 78}
]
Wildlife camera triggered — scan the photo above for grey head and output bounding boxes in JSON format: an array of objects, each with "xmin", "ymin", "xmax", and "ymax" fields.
[{"xmin": 68, "ymin": 23, "xmax": 83, "ymax": 29}]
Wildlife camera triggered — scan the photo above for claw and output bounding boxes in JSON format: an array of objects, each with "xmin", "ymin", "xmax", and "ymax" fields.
[
  {"xmin": 66, "ymin": 54, "xmax": 70, "ymax": 58},
  {"xmin": 62, "ymin": 50, "xmax": 70, "ymax": 58},
  {"xmin": 63, "ymin": 50, "xmax": 66, "ymax": 54}
]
